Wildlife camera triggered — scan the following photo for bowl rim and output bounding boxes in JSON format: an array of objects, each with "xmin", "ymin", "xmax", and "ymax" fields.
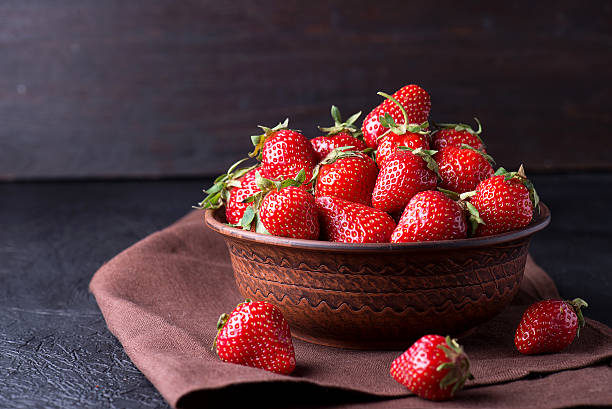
[{"xmin": 204, "ymin": 203, "xmax": 550, "ymax": 253}]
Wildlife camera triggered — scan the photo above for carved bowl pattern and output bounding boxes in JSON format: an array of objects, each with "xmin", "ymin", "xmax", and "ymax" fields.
[{"xmin": 205, "ymin": 204, "xmax": 550, "ymax": 349}]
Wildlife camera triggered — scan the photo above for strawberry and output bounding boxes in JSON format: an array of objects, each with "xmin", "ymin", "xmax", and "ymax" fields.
[
  {"xmin": 315, "ymin": 195, "xmax": 396, "ymax": 243},
  {"xmin": 240, "ymin": 170, "xmax": 319, "ymax": 240},
  {"xmin": 311, "ymin": 105, "xmax": 367, "ymax": 161},
  {"xmin": 362, "ymin": 84, "xmax": 431, "ymax": 149},
  {"xmin": 463, "ymin": 165, "xmax": 539, "ymax": 236},
  {"xmin": 376, "ymin": 131, "xmax": 429, "ymax": 167},
  {"xmin": 250, "ymin": 119, "xmax": 316, "ymax": 183},
  {"xmin": 374, "ymin": 91, "xmax": 430, "ymax": 167},
  {"xmin": 391, "ymin": 335, "xmax": 473, "ymax": 401},
  {"xmin": 391, "ymin": 190, "xmax": 467, "ymax": 242},
  {"xmin": 515, "ymin": 298, "xmax": 588, "ymax": 354},
  {"xmin": 434, "ymin": 145, "xmax": 495, "ymax": 194},
  {"xmin": 371, "ymin": 147, "xmax": 438, "ymax": 214},
  {"xmin": 313, "ymin": 147, "xmax": 378, "ymax": 206},
  {"xmin": 195, "ymin": 158, "xmax": 258, "ymax": 225},
  {"xmin": 215, "ymin": 299, "xmax": 296, "ymax": 375},
  {"xmin": 432, "ymin": 119, "xmax": 486, "ymax": 152}
]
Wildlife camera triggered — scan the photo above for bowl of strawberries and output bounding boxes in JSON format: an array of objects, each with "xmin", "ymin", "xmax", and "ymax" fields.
[{"xmin": 201, "ymin": 84, "xmax": 550, "ymax": 349}]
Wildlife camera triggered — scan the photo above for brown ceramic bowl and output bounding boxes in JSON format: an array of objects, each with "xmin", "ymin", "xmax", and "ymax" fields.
[{"xmin": 205, "ymin": 204, "xmax": 550, "ymax": 349}]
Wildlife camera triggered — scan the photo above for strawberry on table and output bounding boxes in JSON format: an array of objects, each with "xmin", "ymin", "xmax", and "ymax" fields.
[
  {"xmin": 362, "ymin": 84, "xmax": 431, "ymax": 149},
  {"xmin": 391, "ymin": 335, "xmax": 473, "ymax": 401},
  {"xmin": 311, "ymin": 105, "xmax": 367, "ymax": 162},
  {"xmin": 371, "ymin": 147, "xmax": 438, "ymax": 214},
  {"xmin": 391, "ymin": 190, "xmax": 467, "ymax": 242},
  {"xmin": 240, "ymin": 170, "xmax": 319, "ymax": 240},
  {"xmin": 434, "ymin": 145, "xmax": 495, "ymax": 193},
  {"xmin": 215, "ymin": 299, "xmax": 296, "ymax": 375},
  {"xmin": 515, "ymin": 298, "xmax": 588, "ymax": 355},
  {"xmin": 463, "ymin": 165, "xmax": 539, "ymax": 236},
  {"xmin": 316, "ymin": 195, "xmax": 396, "ymax": 243},
  {"xmin": 250, "ymin": 119, "xmax": 317, "ymax": 183},
  {"xmin": 432, "ymin": 119, "xmax": 486, "ymax": 152},
  {"xmin": 313, "ymin": 147, "xmax": 378, "ymax": 206},
  {"xmin": 195, "ymin": 158, "xmax": 259, "ymax": 226}
]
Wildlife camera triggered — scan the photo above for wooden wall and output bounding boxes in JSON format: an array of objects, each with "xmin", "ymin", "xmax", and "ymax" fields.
[{"xmin": 1, "ymin": 0, "xmax": 611, "ymax": 180}]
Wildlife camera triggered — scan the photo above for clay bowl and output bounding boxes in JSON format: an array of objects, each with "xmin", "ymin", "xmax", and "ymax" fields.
[{"xmin": 205, "ymin": 204, "xmax": 551, "ymax": 350}]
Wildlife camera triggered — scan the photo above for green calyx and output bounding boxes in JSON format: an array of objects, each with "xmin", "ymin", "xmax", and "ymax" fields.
[
  {"xmin": 494, "ymin": 165, "xmax": 540, "ymax": 211},
  {"xmin": 319, "ymin": 105, "xmax": 362, "ymax": 137},
  {"xmin": 249, "ymin": 118, "xmax": 291, "ymax": 160},
  {"xmin": 459, "ymin": 144, "xmax": 496, "ymax": 166},
  {"xmin": 398, "ymin": 146, "xmax": 440, "ymax": 178},
  {"xmin": 212, "ymin": 312, "xmax": 230, "ymax": 351},
  {"xmin": 376, "ymin": 91, "xmax": 429, "ymax": 138},
  {"xmin": 436, "ymin": 336, "xmax": 474, "ymax": 396},
  {"xmin": 238, "ymin": 170, "xmax": 306, "ymax": 233},
  {"xmin": 194, "ymin": 157, "xmax": 257, "ymax": 210},
  {"xmin": 567, "ymin": 298, "xmax": 589, "ymax": 337},
  {"xmin": 435, "ymin": 118, "xmax": 485, "ymax": 147}
]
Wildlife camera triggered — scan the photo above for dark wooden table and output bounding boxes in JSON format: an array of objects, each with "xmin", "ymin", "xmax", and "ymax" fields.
[{"xmin": 1, "ymin": 173, "xmax": 610, "ymax": 408}]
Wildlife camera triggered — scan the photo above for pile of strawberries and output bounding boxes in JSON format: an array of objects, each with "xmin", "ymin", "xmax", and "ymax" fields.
[{"xmin": 199, "ymin": 84, "xmax": 539, "ymax": 243}]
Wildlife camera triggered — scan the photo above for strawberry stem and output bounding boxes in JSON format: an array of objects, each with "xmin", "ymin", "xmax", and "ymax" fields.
[{"xmin": 568, "ymin": 298, "xmax": 589, "ymax": 336}]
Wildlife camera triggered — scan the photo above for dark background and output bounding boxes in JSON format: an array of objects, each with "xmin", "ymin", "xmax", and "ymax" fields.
[
  {"xmin": 1, "ymin": 1, "xmax": 611, "ymax": 408},
  {"xmin": 1, "ymin": 0, "xmax": 611, "ymax": 180}
]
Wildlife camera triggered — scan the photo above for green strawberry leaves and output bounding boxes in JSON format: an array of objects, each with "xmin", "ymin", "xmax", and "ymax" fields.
[
  {"xmin": 436, "ymin": 336, "xmax": 474, "ymax": 396},
  {"xmin": 319, "ymin": 105, "xmax": 362, "ymax": 137},
  {"xmin": 194, "ymin": 157, "xmax": 257, "ymax": 210}
]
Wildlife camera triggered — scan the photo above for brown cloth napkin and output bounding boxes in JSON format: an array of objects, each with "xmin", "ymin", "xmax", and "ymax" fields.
[{"xmin": 90, "ymin": 211, "xmax": 612, "ymax": 409}]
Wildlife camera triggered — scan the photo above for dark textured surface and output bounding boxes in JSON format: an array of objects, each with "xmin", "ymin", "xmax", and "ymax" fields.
[
  {"xmin": 1, "ymin": 0, "xmax": 612, "ymax": 181},
  {"xmin": 0, "ymin": 174, "xmax": 610, "ymax": 408}
]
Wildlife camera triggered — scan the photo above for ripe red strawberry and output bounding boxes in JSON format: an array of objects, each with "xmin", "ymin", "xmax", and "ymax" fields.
[
  {"xmin": 250, "ymin": 119, "xmax": 316, "ymax": 183},
  {"xmin": 515, "ymin": 298, "xmax": 588, "ymax": 354},
  {"xmin": 432, "ymin": 119, "xmax": 486, "ymax": 152},
  {"xmin": 465, "ymin": 166, "xmax": 538, "ymax": 236},
  {"xmin": 311, "ymin": 106, "xmax": 368, "ymax": 161},
  {"xmin": 215, "ymin": 299, "xmax": 296, "ymax": 375},
  {"xmin": 376, "ymin": 131, "xmax": 429, "ymax": 167},
  {"xmin": 195, "ymin": 158, "xmax": 258, "ymax": 226},
  {"xmin": 371, "ymin": 147, "xmax": 438, "ymax": 214},
  {"xmin": 434, "ymin": 145, "xmax": 495, "ymax": 193},
  {"xmin": 315, "ymin": 195, "xmax": 396, "ymax": 243},
  {"xmin": 391, "ymin": 191, "xmax": 467, "ymax": 242},
  {"xmin": 313, "ymin": 147, "xmax": 378, "ymax": 206},
  {"xmin": 240, "ymin": 170, "xmax": 319, "ymax": 240},
  {"xmin": 391, "ymin": 335, "xmax": 473, "ymax": 401},
  {"xmin": 362, "ymin": 84, "xmax": 431, "ymax": 149}
]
